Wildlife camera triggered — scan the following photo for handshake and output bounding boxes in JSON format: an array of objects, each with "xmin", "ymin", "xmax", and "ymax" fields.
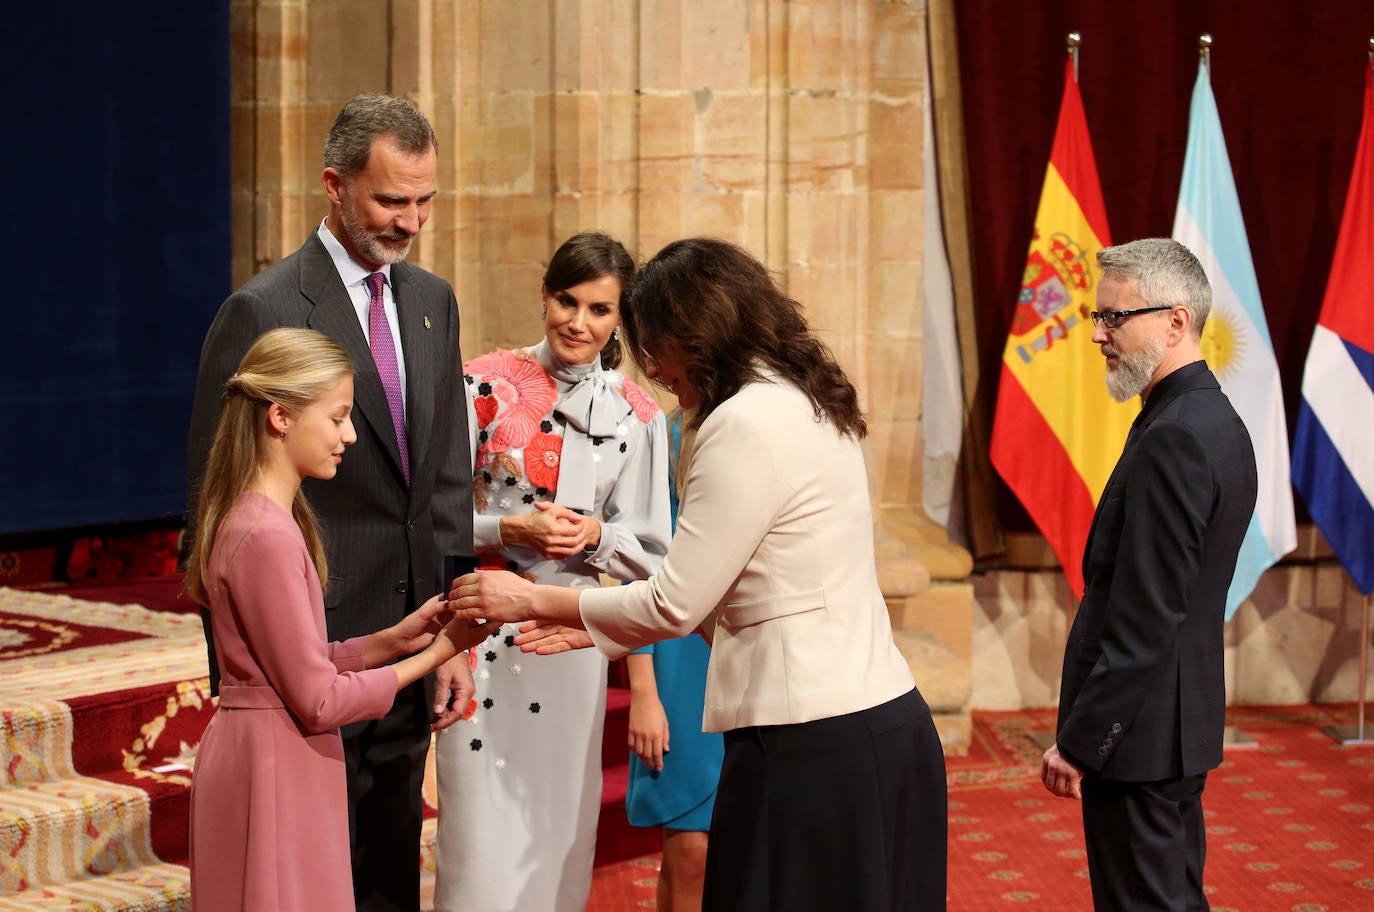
[{"xmin": 438, "ymin": 552, "xmax": 596, "ymax": 656}]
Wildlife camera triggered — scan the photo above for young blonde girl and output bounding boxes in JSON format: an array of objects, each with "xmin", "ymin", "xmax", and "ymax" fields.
[{"xmin": 186, "ymin": 327, "xmax": 490, "ymax": 912}]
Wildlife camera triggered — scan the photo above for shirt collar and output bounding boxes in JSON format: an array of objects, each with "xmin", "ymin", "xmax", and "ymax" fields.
[{"xmin": 316, "ymin": 219, "xmax": 392, "ymax": 290}]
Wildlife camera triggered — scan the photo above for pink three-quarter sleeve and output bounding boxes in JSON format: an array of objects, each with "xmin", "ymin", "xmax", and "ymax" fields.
[{"xmin": 221, "ymin": 520, "xmax": 398, "ymax": 733}]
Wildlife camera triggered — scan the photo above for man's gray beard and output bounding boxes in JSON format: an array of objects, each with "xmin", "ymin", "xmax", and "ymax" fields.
[
  {"xmin": 340, "ymin": 198, "xmax": 413, "ymax": 267},
  {"xmin": 1104, "ymin": 338, "xmax": 1165, "ymax": 402}
]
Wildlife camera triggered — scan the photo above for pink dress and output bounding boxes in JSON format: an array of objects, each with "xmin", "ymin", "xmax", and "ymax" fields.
[{"xmin": 190, "ymin": 492, "xmax": 399, "ymax": 912}]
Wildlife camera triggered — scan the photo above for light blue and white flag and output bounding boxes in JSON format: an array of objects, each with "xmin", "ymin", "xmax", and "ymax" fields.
[{"xmin": 1172, "ymin": 61, "xmax": 1297, "ymax": 619}]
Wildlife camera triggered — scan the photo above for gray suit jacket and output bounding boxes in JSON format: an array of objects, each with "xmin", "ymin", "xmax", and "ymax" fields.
[{"xmin": 186, "ymin": 231, "xmax": 473, "ymax": 702}]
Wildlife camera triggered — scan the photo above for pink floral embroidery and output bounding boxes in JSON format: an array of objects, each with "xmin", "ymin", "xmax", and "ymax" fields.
[
  {"xmin": 524, "ymin": 432, "xmax": 563, "ymax": 492},
  {"xmin": 464, "ymin": 350, "xmax": 556, "ymax": 450},
  {"xmin": 621, "ymin": 378, "xmax": 661, "ymax": 424}
]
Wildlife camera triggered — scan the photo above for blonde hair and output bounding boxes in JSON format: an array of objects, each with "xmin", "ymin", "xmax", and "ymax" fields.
[{"xmin": 185, "ymin": 328, "xmax": 354, "ymax": 606}]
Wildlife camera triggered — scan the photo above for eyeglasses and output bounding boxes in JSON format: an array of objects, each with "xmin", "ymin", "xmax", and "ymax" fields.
[
  {"xmin": 1087, "ymin": 305, "xmax": 1172, "ymax": 330},
  {"xmin": 639, "ymin": 348, "xmax": 659, "ymax": 376}
]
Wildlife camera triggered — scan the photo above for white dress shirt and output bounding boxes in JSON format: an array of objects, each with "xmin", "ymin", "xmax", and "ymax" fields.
[{"xmin": 317, "ymin": 220, "xmax": 407, "ymax": 408}]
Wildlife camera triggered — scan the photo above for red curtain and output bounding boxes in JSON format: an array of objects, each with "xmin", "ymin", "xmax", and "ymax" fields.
[{"xmin": 957, "ymin": 0, "xmax": 1374, "ymax": 532}]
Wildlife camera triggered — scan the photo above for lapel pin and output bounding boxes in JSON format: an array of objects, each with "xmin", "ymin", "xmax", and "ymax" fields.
[{"xmin": 424, "ymin": 315, "xmax": 432, "ymax": 330}]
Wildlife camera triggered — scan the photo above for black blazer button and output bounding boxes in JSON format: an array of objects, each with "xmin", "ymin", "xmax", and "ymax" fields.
[
  {"xmin": 395, "ymin": 581, "xmax": 408, "ymax": 594},
  {"xmin": 1111, "ymin": 723, "xmax": 1123, "ymax": 734},
  {"xmin": 1097, "ymin": 746, "xmax": 1110, "ymax": 757}
]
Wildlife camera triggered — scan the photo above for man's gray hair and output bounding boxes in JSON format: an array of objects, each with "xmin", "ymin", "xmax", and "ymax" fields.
[
  {"xmin": 323, "ymin": 94, "xmax": 438, "ymax": 181},
  {"xmin": 1096, "ymin": 238, "xmax": 1212, "ymax": 338}
]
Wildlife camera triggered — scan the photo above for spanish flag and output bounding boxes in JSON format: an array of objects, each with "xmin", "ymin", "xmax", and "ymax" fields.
[{"xmin": 989, "ymin": 58, "xmax": 1137, "ymax": 598}]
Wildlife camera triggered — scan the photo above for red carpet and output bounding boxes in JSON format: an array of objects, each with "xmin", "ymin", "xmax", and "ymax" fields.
[
  {"xmin": 7, "ymin": 575, "xmax": 1373, "ymax": 911},
  {"xmin": 587, "ymin": 708, "xmax": 1374, "ymax": 910},
  {"xmin": 0, "ymin": 583, "xmax": 206, "ymax": 908}
]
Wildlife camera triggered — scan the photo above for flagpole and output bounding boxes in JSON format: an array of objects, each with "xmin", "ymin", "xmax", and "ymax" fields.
[
  {"xmin": 1191, "ymin": 31, "xmax": 1257, "ymax": 752},
  {"xmin": 1323, "ymin": 592, "xmax": 1372, "ymax": 746},
  {"xmin": 1024, "ymin": 29, "xmax": 1090, "ymax": 757},
  {"xmin": 1312, "ymin": 37, "xmax": 1374, "ymax": 749}
]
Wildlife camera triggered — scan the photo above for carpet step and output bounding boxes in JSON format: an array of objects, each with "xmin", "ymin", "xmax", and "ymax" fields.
[
  {"xmin": 0, "ymin": 862, "xmax": 188, "ymax": 911},
  {"xmin": 65, "ymin": 681, "xmax": 212, "ymax": 788},
  {"xmin": 1, "ymin": 683, "xmax": 210, "ymax": 791},
  {"xmin": 0, "ymin": 774, "xmax": 185, "ymax": 893}
]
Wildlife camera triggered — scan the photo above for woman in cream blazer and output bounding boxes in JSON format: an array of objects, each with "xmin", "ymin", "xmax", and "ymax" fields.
[{"xmin": 450, "ymin": 238, "xmax": 948, "ymax": 911}]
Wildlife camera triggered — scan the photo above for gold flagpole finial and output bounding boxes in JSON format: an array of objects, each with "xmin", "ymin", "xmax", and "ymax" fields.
[
  {"xmin": 1067, "ymin": 32, "xmax": 1082, "ymax": 82},
  {"xmin": 1199, "ymin": 34, "xmax": 1213, "ymax": 77}
]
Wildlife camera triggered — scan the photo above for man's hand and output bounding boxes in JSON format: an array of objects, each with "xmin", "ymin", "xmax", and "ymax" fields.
[
  {"xmin": 1041, "ymin": 743, "xmax": 1084, "ymax": 799},
  {"xmin": 431, "ymin": 654, "xmax": 475, "ymax": 732}
]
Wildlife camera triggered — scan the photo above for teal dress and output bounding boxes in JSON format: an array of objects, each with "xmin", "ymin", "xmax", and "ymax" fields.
[{"xmin": 625, "ymin": 411, "xmax": 725, "ymax": 831}]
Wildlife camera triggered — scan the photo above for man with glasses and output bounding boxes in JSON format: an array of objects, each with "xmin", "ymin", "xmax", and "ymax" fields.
[{"xmin": 1040, "ymin": 238, "xmax": 1257, "ymax": 910}]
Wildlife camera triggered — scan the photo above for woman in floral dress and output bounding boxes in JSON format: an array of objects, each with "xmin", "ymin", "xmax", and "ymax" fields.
[{"xmin": 432, "ymin": 232, "xmax": 672, "ymax": 912}]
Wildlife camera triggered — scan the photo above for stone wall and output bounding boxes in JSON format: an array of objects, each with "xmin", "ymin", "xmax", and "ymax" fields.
[
  {"xmin": 229, "ymin": 0, "xmax": 934, "ymax": 515},
  {"xmin": 972, "ymin": 531, "xmax": 1372, "ymax": 711}
]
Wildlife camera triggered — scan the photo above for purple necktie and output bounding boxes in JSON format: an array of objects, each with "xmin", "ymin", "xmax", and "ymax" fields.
[{"xmin": 364, "ymin": 272, "xmax": 409, "ymax": 482}]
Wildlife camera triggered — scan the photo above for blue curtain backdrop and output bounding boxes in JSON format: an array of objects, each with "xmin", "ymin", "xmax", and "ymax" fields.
[{"xmin": 2, "ymin": 6, "xmax": 231, "ymax": 534}]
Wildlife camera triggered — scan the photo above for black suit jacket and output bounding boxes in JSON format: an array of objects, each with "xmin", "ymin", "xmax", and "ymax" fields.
[
  {"xmin": 186, "ymin": 231, "xmax": 474, "ymax": 704},
  {"xmin": 1056, "ymin": 361, "xmax": 1257, "ymax": 782}
]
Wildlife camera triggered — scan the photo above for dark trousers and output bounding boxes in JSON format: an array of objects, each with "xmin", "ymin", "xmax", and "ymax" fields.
[
  {"xmin": 1081, "ymin": 772, "xmax": 1209, "ymax": 912},
  {"xmin": 343, "ymin": 679, "xmax": 431, "ymax": 912},
  {"xmin": 704, "ymin": 688, "xmax": 948, "ymax": 911}
]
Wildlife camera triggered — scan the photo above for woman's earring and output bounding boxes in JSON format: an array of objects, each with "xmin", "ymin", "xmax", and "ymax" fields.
[
  {"xmin": 279, "ymin": 429, "xmax": 287, "ymax": 441},
  {"xmin": 611, "ymin": 327, "xmax": 620, "ymax": 342}
]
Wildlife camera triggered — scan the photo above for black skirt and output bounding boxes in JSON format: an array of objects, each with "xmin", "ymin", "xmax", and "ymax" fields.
[{"xmin": 703, "ymin": 687, "xmax": 948, "ymax": 911}]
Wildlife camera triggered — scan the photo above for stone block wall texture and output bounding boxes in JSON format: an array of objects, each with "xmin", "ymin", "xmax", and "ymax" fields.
[
  {"xmin": 228, "ymin": 0, "xmax": 933, "ymax": 518},
  {"xmin": 972, "ymin": 564, "xmax": 1373, "ymax": 712}
]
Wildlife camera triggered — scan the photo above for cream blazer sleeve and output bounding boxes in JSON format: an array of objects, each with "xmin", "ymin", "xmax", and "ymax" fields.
[{"xmin": 579, "ymin": 377, "xmax": 913, "ymax": 732}]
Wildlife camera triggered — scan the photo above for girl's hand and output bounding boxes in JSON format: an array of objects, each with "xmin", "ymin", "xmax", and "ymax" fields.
[
  {"xmin": 435, "ymin": 615, "xmax": 500, "ymax": 658},
  {"xmin": 386, "ymin": 593, "xmax": 452, "ymax": 656}
]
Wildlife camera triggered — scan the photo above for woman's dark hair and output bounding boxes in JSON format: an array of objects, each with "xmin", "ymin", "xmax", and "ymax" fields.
[
  {"xmin": 623, "ymin": 237, "xmax": 866, "ymax": 437},
  {"xmin": 543, "ymin": 231, "xmax": 635, "ymax": 370}
]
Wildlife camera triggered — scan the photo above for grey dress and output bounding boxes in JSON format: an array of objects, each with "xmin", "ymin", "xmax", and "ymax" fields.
[{"xmin": 433, "ymin": 339, "xmax": 671, "ymax": 912}]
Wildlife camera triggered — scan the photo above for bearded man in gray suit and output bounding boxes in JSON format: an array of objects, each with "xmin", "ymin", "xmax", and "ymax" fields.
[{"xmin": 186, "ymin": 94, "xmax": 474, "ymax": 912}]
